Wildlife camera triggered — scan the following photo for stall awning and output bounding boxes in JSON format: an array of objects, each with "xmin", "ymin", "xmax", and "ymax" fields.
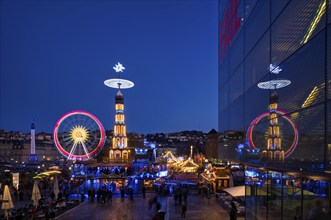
[{"xmin": 222, "ymin": 185, "xmax": 245, "ymax": 197}]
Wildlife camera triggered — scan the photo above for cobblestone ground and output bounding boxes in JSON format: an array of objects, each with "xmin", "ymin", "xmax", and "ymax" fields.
[{"xmin": 55, "ymin": 193, "xmax": 244, "ymax": 220}]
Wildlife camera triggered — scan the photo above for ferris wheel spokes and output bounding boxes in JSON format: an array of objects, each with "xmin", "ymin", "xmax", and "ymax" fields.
[
  {"xmin": 68, "ymin": 141, "xmax": 79, "ymax": 160},
  {"xmin": 81, "ymin": 142, "xmax": 90, "ymax": 159}
]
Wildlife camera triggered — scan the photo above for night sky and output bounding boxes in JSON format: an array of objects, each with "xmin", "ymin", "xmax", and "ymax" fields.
[{"xmin": 0, "ymin": 0, "xmax": 218, "ymax": 135}]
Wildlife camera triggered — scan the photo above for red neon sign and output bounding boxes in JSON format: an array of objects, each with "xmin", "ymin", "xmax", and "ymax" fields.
[{"xmin": 219, "ymin": 0, "xmax": 241, "ymax": 62}]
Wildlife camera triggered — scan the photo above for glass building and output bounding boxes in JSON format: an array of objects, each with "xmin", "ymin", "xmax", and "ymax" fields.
[{"xmin": 218, "ymin": 0, "xmax": 331, "ymax": 219}]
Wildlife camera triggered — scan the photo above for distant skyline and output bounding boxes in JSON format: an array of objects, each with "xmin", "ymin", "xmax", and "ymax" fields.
[{"xmin": 0, "ymin": 0, "xmax": 218, "ymax": 135}]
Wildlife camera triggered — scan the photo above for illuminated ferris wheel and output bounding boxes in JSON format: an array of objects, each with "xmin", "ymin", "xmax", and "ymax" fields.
[{"xmin": 53, "ymin": 110, "xmax": 105, "ymax": 160}]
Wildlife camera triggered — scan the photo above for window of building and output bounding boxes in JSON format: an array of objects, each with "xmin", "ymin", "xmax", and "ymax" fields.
[{"xmin": 115, "ymin": 151, "xmax": 121, "ymax": 159}]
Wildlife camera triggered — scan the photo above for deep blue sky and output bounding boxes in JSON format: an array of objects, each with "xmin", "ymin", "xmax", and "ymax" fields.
[{"xmin": 0, "ymin": 0, "xmax": 218, "ymax": 135}]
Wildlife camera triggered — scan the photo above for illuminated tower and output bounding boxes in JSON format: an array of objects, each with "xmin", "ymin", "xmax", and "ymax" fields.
[
  {"xmin": 258, "ymin": 64, "xmax": 290, "ymax": 161},
  {"xmin": 264, "ymin": 90, "xmax": 284, "ymax": 160},
  {"xmin": 104, "ymin": 62, "xmax": 134, "ymax": 162},
  {"xmin": 28, "ymin": 120, "xmax": 38, "ymax": 163},
  {"xmin": 112, "ymin": 90, "xmax": 128, "ymax": 149}
]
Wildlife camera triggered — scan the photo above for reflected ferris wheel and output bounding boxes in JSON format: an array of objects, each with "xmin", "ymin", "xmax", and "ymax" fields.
[{"xmin": 53, "ymin": 110, "xmax": 105, "ymax": 160}]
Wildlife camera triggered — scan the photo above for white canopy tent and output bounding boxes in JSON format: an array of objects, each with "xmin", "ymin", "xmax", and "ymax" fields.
[{"xmin": 222, "ymin": 185, "xmax": 245, "ymax": 197}]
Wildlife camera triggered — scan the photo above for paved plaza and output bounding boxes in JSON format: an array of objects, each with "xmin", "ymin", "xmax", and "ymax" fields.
[{"xmin": 55, "ymin": 193, "xmax": 240, "ymax": 220}]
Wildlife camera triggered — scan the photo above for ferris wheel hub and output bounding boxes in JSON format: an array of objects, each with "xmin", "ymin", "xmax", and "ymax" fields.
[{"xmin": 70, "ymin": 126, "xmax": 89, "ymax": 143}]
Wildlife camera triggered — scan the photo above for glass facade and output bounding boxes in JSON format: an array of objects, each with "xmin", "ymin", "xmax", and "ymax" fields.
[
  {"xmin": 219, "ymin": 0, "xmax": 331, "ymax": 219},
  {"xmin": 244, "ymin": 166, "xmax": 330, "ymax": 219}
]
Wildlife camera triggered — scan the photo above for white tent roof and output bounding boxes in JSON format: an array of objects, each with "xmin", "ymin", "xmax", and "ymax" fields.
[{"xmin": 222, "ymin": 185, "xmax": 245, "ymax": 197}]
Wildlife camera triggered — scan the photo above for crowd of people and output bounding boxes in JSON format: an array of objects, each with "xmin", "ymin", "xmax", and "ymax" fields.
[
  {"xmin": 87, "ymin": 186, "xmax": 113, "ymax": 204},
  {"xmin": 150, "ymin": 182, "xmax": 191, "ymax": 219}
]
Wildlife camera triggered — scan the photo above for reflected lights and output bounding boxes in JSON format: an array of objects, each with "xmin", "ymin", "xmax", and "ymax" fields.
[
  {"xmin": 301, "ymin": 0, "xmax": 326, "ymax": 44},
  {"xmin": 301, "ymin": 86, "xmax": 319, "ymax": 108}
]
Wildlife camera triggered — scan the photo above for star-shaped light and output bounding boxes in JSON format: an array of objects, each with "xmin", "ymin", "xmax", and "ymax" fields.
[
  {"xmin": 269, "ymin": 64, "xmax": 282, "ymax": 74},
  {"xmin": 113, "ymin": 62, "xmax": 125, "ymax": 73}
]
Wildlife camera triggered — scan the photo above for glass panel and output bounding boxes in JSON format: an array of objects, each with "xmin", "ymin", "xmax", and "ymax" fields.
[
  {"xmin": 328, "ymin": 101, "xmax": 331, "ymax": 172},
  {"xmin": 244, "ymin": 83, "xmax": 269, "ymax": 131},
  {"xmin": 282, "ymin": 174, "xmax": 302, "ymax": 219},
  {"xmin": 245, "ymin": 167, "xmax": 268, "ymax": 219},
  {"xmin": 229, "ymin": 29, "xmax": 244, "ymax": 75},
  {"xmin": 218, "ymin": 0, "xmax": 228, "ymax": 19},
  {"xmin": 328, "ymin": 24, "xmax": 331, "ymax": 100},
  {"xmin": 245, "ymin": 0, "xmax": 270, "ymax": 55},
  {"xmin": 244, "ymin": 0, "xmax": 258, "ymax": 25},
  {"xmin": 328, "ymin": 26, "xmax": 331, "ymax": 172},
  {"xmin": 271, "ymin": 0, "xmax": 289, "ymax": 22},
  {"xmin": 219, "ymin": 108, "xmax": 229, "ymax": 132},
  {"xmin": 219, "ymin": 0, "xmax": 243, "ymax": 64},
  {"xmin": 229, "ymin": 97, "xmax": 244, "ymax": 131},
  {"xmin": 219, "ymin": 55, "xmax": 229, "ymax": 89},
  {"xmin": 244, "ymin": 31, "xmax": 270, "ymax": 92},
  {"xmin": 302, "ymin": 178, "xmax": 330, "ymax": 219},
  {"xmin": 284, "ymin": 104, "xmax": 325, "ymax": 173},
  {"xmin": 219, "ymin": 130, "xmax": 238, "ymax": 160},
  {"xmin": 276, "ymin": 30, "xmax": 325, "ymax": 113},
  {"xmin": 267, "ymin": 171, "xmax": 282, "ymax": 220},
  {"xmin": 229, "ymin": 64, "xmax": 244, "ymax": 103},
  {"xmin": 256, "ymin": 169, "xmax": 268, "ymax": 219},
  {"xmin": 245, "ymin": 166, "xmax": 257, "ymax": 220},
  {"xmin": 226, "ymin": 0, "xmax": 245, "ymax": 75},
  {"xmin": 271, "ymin": 0, "xmax": 326, "ymax": 65},
  {"xmin": 219, "ymin": 83, "xmax": 229, "ymax": 113},
  {"xmin": 329, "ymin": 0, "xmax": 331, "ymax": 24}
]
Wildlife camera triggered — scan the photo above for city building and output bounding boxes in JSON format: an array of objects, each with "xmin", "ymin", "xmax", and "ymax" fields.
[
  {"xmin": 204, "ymin": 129, "xmax": 219, "ymax": 159},
  {"xmin": 0, "ymin": 130, "xmax": 62, "ymax": 164},
  {"xmin": 218, "ymin": 0, "xmax": 330, "ymax": 219}
]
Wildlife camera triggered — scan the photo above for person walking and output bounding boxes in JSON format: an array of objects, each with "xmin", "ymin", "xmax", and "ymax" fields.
[
  {"xmin": 14, "ymin": 189, "xmax": 18, "ymax": 202},
  {"xmin": 80, "ymin": 191, "xmax": 85, "ymax": 202},
  {"xmin": 19, "ymin": 190, "xmax": 24, "ymax": 201},
  {"xmin": 107, "ymin": 189, "xmax": 112, "ymax": 204},
  {"xmin": 102, "ymin": 188, "xmax": 107, "ymax": 203},
  {"xmin": 97, "ymin": 189, "xmax": 101, "ymax": 202},
  {"xmin": 230, "ymin": 202, "xmax": 238, "ymax": 220},
  {"xmin": 91, "ymin": 188, "xmax": 95, "ymax": 202},
  {"xmin": 121, "ymin": 188, "xmax": 125, "ymax": 201},
  {"xmin": 207, "ymin": 187, "xmax": 211, "ymax": 199},
  {"xmin": 88, "ymin": 189, "xmax": 92, "ymax": 201},
  {"xmin": 181, "ymin": 202, "xmax": 187, "ymax": 218},
  {"xmin": 142, "ymin": 185, "xmax": 146, "ymax": 199},
  {"xmin": 183, "ymin": 188, "xmax": 188, "ymax": 203},
  {"xmin": 64, "ymin": 190, "xmax": 69, "ymax": 202},
  {"xmin": 152, "ymin": 212, "xmax": 160, "ymax": 220},
  {"xmin": 129, "ymin": 188, "xmax": 133, "ymax": 200},
  {"xmin": 178, "ymin": 190, "xmax": 183, "ymax": 206},
  {"xmin": 50, "ymin": 192, "xmax": 55, "ymax": 202}
]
